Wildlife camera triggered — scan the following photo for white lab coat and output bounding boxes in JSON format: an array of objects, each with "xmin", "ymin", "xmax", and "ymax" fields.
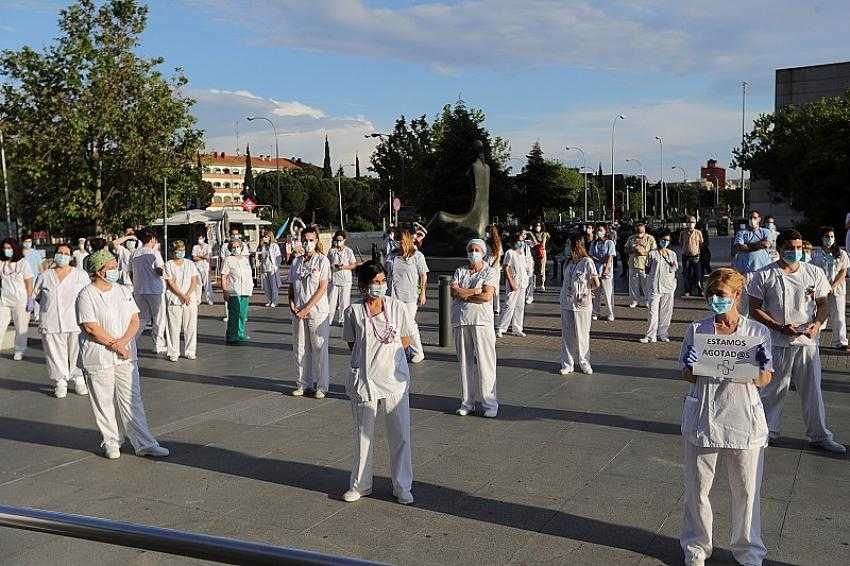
[
  {"xmin": 343, "ymin": 297, "xmax": 413, "ymax": 499},
  {"xmin": 191, "ymin": 242, "xmax": 213, "ymax": 304},
  {"xmin": 163, "ymin": 259, "xmax": 199, "ymax": 358},
  {"xmin": 747, "ymin": 261, "xmax": 834, "ymax": 442},
  {"xmin": 131, "ymin": 247, "xmax": 166, "ymax": 353},
  {"xmin": 257, "ymin": 242, "xmax": 282, "ymax": 306},
  {"xmin": 559, "ymin": 257, "xmax": 597, "ymax": 372},
  {"xmin": 498, "ymin": 248, "xmax": 529, "ymax": 333},
  {"xmin": 645, "ymin": 249, "xmax": 678, "ymax": 340},
  {"xmin": 589, "ymin": 238, "xmax": 616, "ymax": 318},
  {"xmin": 35, "ymin": 268, "xmax": 90, "ymax": 384},
  {"xmin": 390, "ymin": 251, "xmax": 429, "ymax": 359},
  {"xmin": 679, "ymin": 316, "xmax": 772, "ymax": 566},
  {"xmin": 0, "ymin": 259, "xmax": 33, "ymax": 355},
  {"xmin": 328, "ymin": 246, "xmax": 357, "ymax": 323},
  {"xmin": 811, "ymin": 248, "xmax": 849, "ymax": 347},
  {"xmin": 290, "ymin": 253, "xmax": 331, "ymax": 392}
]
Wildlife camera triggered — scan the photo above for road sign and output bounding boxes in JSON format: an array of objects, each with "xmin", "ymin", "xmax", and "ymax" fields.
[
  {"xmin": 393, "ymin": 197, "xmax": 401, "ymax": 212},
  {"xmin": 242, "ymin": 197, "xmax": 257, "ymax": 212}
]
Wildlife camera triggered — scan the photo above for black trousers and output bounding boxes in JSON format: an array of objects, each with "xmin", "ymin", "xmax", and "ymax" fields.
[{"xmin": 683, "ymin": 255, "xmax": 702, "ymax": 295}]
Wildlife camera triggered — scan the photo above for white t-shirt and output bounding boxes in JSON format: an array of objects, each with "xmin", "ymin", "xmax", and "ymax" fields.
[
  {"xmin": 220, "ymin": 255, "xmax": 254, "ymax": 296},
  {"xmin": 76, "ymin": 283, "xmax": 140, "ymax": 370},
  {"xmin": 451, "ymin": 263, "xmax": 500, "ymax": 327},
  {"xmin": 192, "ymin": 242, "xmax": 211, "ymax": 265},
  {"xmin": 647, "ymin": 249, "xmax": 679, "ymax": 296},
  {"xmin": 747, "ymin": 261, "xmax": 831, "ymax": 347},
  {"xmin": 0, "ymin": 260, "xmax": 34, "ymax": 308},
  {"xmin": 679, "ymin": 316, "xmax": 772, "ymax": 449},
  {"xmin": 559, "ymin": 257, "xmax": 598, "ymax": 312},
  {"xmin": 502, "ymin": 248, "xmax": 529, "ymax": 291},
  {"xmin": 391, "ymin": 251, "xmax": 429, "ymax": 304},
  {"xmin": 114, "ymin": 245, "xmax": 133, "ymax": 285},
  {"xmin": 163, "ymin": 259, "xmax": 200, "ymax": 306},
  {"xmin": 130, "ymin": 247, "xmax": 165, "ymax": 295},
  {"xmin": 812, "ymin": 248, "xmax": 849, "ymax": 295},
  {"xmin": 289, "ymin": 253, "xmax": 331, "ymax": 318},
  {"xmin": 343, "ymin": 297, "xmax": 412, "ymax": 403},
  {"xmin": 328, "ymin": 246, "xmax": 357, "ymax": 286},
  {"xmin": 72, "ymin": 249, "xmax": 88, "ymax": 271},
  {"xmin": 36, "ymin": 267, "xmax": 91, "ymax": 333}
]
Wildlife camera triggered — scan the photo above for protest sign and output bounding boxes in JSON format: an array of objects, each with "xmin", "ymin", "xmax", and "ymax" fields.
[{"xmin": 692, "ymin": 333, "xmax": 764, "ymax": 382}]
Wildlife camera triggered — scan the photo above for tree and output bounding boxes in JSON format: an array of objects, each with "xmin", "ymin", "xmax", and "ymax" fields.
[
  {"xmin": 517, "ymin": 142, "xmax": 583, "ymax": 220},
  {"xmin": 355, "ymin": 153, "xmax": 361, "ymax": 179},
  {"xmin": 0, "ymin": 0, "xmax": 203, "ymax": 235},
  {"xmin": 336, "ymin": 164, "xmax": 345, "ymax": 177},
  {"xmin": 253, "ymin": 169, "xmax": 306, "ymax": 217},
  {"xmin": 322, "ymin": 135, "xmax": 332, "ymax": 178},
  {"xmin": 243, "ymin": 144, "xmax": 254, "ymax": 198}
]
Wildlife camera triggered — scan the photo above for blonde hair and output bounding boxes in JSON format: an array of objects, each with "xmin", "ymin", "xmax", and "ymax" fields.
[
  {"xmin": 704, "ymin": 267, "xmax": 746, "ymax": 298},
  {"xmin": 172, "ymin": 240, "xmax": 185, "ymax": 251},
  {"xmin": 399, "ymin": 230, "xmax": 416, "ymax": 258}
]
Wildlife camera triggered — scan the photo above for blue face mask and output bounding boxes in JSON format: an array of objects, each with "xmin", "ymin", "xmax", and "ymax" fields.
[
  {"xmin": 783, "ymin": 249, "xmax": 803, "ymax": 264},
  {"xmin": 659, "ymin": 240, "xmax": 670, "ymax": 249},
  {"xmin": 467, "ymin": 251, "xmax": 483, "ymax": 264},
  {"xmin": 2, "ymin": 248, "xmax": 12, "ymax": 258},
  {"xmin": 54, "ymin": 253, "xmax": 71, "ymax": 267},
  {"xmin": 174, "ymin": 250, "xmax": 185, "ymax": 259},
  {"xmin": 708, "ymin": 295, "xmax": 734, "ymax": 315},
  {"xmin": 104, "ymin": 269, "xmax": 120, "ymax": 283}
]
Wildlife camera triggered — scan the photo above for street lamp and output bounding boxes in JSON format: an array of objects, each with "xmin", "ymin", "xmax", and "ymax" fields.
[
  {"xmin": 611, "ymin": 115, "xmax": 626, "ymax": 223},
  {"xmin": 565, "ymin": 146, "xmax": 588, "ymax": 221},
  {"xmin": 740, "ymin": 81, "xmax": 749, "ymax": 218},
  {"xmin": 365, "ymin": 132, "xmax": 404, "ymax": 227},
  {"xmin": 672, "ymin": 165, "xmax": 686, "ymax": 214},
  {"xmin": 246, "ymin": 116, "xmax": 280, "ymax": 214},
  {"xmin": 655, "ymin": 136, "xmax": 665, "ymax": 222},
  {"xmin": 625, "ymin": 158, "xmax": 646, "ymax": 219}
]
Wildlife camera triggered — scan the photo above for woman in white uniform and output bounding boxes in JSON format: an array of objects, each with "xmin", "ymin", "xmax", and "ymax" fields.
[
  {"xmin": 521, "ymin": 229, "xmax": 535, "ymax": 305},
  {"xmin": 451, "ymin": 238, "xmax": 500, "ymax": 418},
  {"xmin": 192, "ymin": 235, "xmax": 214, "ymax": 305},
  {"xmin": 0, "ymin": 238, "xmax": 34, "ymax": 360},
  {"xmin": 342, "ymin": 260, "xmax": 414, "ymax": 505},
  {"xmin": 589, "ymin": 224, "xmax": 616, "ymax": 321},
  {"xmin": 76, "ymin": 249, "xmax": 168, "ymax": 460},
  {"xmin": 679, "ymin": 268, "xmax": 773, "ymax": 566},
  {"xmin": 812, "ymin": 227, "xmax": 848, "ymax": 349},
  {"xmin": 327, "ymin": 230, "xmax": 357, "ymax": 325},
  {"xmin": 72, "ymin": 237, "xmax": 89, "ymax": 270},
  {"xmin": 641, "ymin": 231, "xmax": 679, "ymax": 343},
  {"xmin": 390, "ymin": 230, "xmax": 428, "ymax": 363},
  {"xmin": 221, "ymin": 239, "xmax": 253, "ymax": 345},
  {"xmin": 164, "ymin": 241, "xmax": 200, "ymax": 362},
  {"xmin": 289, "ymin": 226, "xmax": 331, "ymax": 398},
  {"xmin": 497, "ymin": 231, "xmax": 529, "ymax": 338},
  {"xmin": 257, "ymin": 230, "xmax": 282, "ymax": 308},
  {"xmin": 559, "ymin": 238, "xmax": 599, "ymax": 375},
  {"xmin": 35, "ymin": 243, "xmax": 91, "ymax": 397}
]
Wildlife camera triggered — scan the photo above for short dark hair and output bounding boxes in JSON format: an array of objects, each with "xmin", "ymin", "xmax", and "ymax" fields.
[
  {"xmin": 748, "ymin": 209, "xmax": 761, "ymax": 218},
  {"xmin": 301, "ymin": 225, "xmax": 319, "ymax": 239},
  {"xmin": 55, "ymin": 242, "xmax": 73, "ymax": 255},
  {"xmin": 139, "ymin": 229, "xmax": 157, "ymax": 244},
  {"xmin": 333, "ymin": 230, "xmax": 347, "ymax": 240},
  {"xmin": 356, "ymin": 259, "xmax": 386, "ymax": 292},
  {"xmin": 1, "ymin": 238, "xmax": 23, "ymax": 262},
  {"xmin": 776, "ymin": 229, "xmax": 803, "ymax": 249},
  {"xmin": 89, "ymin": 237, "xmax": 108, "ymax": 252},
  {"xmin": 634, "ymin": 220, "xmax": 646, "ymax": 227}
]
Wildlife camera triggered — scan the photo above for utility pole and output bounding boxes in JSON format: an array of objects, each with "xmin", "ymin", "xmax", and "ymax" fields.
[
  {"xmin": 741, "ymin": 81, "xmax": 749, "ymax": 218},
  {"xmin": 163, "ymin": 178, "xmax": 168, "ymax": 258}
]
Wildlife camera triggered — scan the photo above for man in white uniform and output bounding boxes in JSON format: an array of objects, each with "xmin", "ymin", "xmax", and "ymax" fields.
[
  {"xmin": 748, "ymin": 229, "xmax": 846, "ymax": 454},
  {"xmin": 327, "ymin": 231, "xmax": 357, "ymax": 325},
  {"xmin": 451, "ymin": 238, "xmax": 500, "ymax": 418},
  {"xmin": 191, "ymin": 234, "xmax": 214, "ymax": 305},
  {"xmin": 72, "ymin": 238, "xmax": 89, "ymax": 270},
  {"xmin": 131, "ymin": 230, "xmax": 167, "ymax": 355},
  {"xmin": 497, "ymin": 233, "xmax": 529, "ymax": 337}
]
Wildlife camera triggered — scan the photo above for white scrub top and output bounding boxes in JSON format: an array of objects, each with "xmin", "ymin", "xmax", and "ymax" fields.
[
  {"xmin": 559, "ymin": 257, "xmax": 598, "ymax": 312},
  {"xmin": 679, "ymin": 315, "xmax": 773, "ymax": 449},
  {"xmin": 0, "ymin": 260, "xmax": 34, "ymax": 308},
  {"xmin": 812, "ymin": 248, "xmax": 849, "ymax": 295},
  {"xmin": 450, "ymin": 263, "xmax": 500, "ymax": 327},
  {"xmin": 130, "ymin": 247, "xmax": 165, "ymax": 295},
  {"xmin": 391, "ymin": 251, "xmax": 429, "ymax": 304},
  {"xmin": 258, "ymin": 242, "xmax": 282, "ymax": 274},
  {"xmin": 36, "ymin": 267, "xmax": 91, "ymax": 334},
  {"xmin": 502, "ymin": 249, "xmax": 529, "ymax": 290},
  {"xmin": 343, "ymin": 297, "xmax": 412, "ymax": 403},
  {"xmin": 221, "ymin": 255, "xmax": 254, "ymax": 297},
  {"xmin": 647, "ymin": 249, "xmax": 679, "ymax": 296},
  {"xmin": 589, "ymin": 239, "xmax": 616, "ymax": 278},
  {"xmin": 76, "ymin": 283, "xmax": 140, "ymax": 370},
  {"xmin": 328, "ymin": 246, "xmax": 357, "ymax": 286},
  {"xmin": 164, "ymin": 259, "xmax": 200, "ymax": 306},
  {"xmin": 289, "ymin": 253, "xmax": 331, "ymax": 317},
  {"xmin": 747, "ymin": 261, "xmax": 831, "ymax": 347},
  {"xmin": 72, "ymin": 249, "xmax": 88, "ymax": 270},
  {"xmin": 115, "ymin": 245, "xmax": 133, "ymax": 284},
  {"xmin": 192, "ymin": 242, "xmax": 211, "ymax": 263}
]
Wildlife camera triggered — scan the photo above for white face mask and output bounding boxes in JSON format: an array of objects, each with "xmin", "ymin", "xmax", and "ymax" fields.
[
  {"xmin": 824, "ymin": 236, "xmax": 836, "ymax": 246},
  {"xmin": 303, "ymin": 240, "xmax": 317, "ymax": 253},
  {"xmin": 467, "ymin": 251, "xmax": 484, "ymax": 264},
  {"xmin": 596, "ymin": 231, "xmax": 605, "ymax": 239},
  {"xmin": 366, "ymin": 283, "xmax": 387, "ymax": 298}
]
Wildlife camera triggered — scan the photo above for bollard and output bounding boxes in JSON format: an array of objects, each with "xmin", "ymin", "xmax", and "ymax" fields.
[
  {"xmin": 438, "ymin": 275, "xmax": 452, "ymax": 347},
  {"xmin": 371, "ymin": 242, "xmax": 379, "ymax": 263},
  {"xmin": 553, "ymin": 257, "xmax": 563, "ymax": 286}
]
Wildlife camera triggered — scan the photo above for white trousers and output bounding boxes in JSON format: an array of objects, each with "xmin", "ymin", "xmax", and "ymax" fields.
[
  {"xmin": 560, "ymin": 309, "xmax": 591, "ymax": 371},
  {"xmin": 42, "ymin": 331, "xmax": 82, "ymax": 383},
  {"xmin": 195, "ymin": 261, "xmax": 213, "ymax": 304},
  {"xmin": 136, "ymin": 294, "xmax": 166, "ymax": 353},
  {"xmin": 493, "ymin": 284, "xmax": 500, "ymax": 314},
  {"xmin": 760, "ymin": 344, "xmax": 832, "ymax": 442},
  {"xmin": 628, "ymin": 267, "xmax": 648, "ymax": 304},
  {"xmin": 400, "ymin": 302, "xmax": 424, "ymax": 358},
  {"xmin": 84, "ymin": 361, "xmax": 159, "ymax": 451},
  {"xmin": 525, "ymin": 276, "xmax": 535, "ymax": 302},
  {"xmin": 827, "ymin": 292, "xmax": 847, "ymax": 346},
  {"xmin": 454, "ymin": 325, "xmax": 498, "ymax": 412},
  {"xmin": 646, "ymin": 292, "xmax": 675, "ymax": 340},
  {"xmin": 681, "ymin": 441, "xmax": 766, "ymax": 566},
  {"xmin": 293, "ymin": 314, "xmax": 330, "ymax": 392},
  {"xmin": 262, "ymin": 272, "xmax": 280, "ymax": 305},
  {"xmin": 592, "ymin": 277, "xmax": 614, "ymax": 317},
  {"xmin": 165, "ymin": 304, "xmax": 198, "ymax": 358},
  {"xmin": 0, "ymin": 305, "xmax": 29, "ymax": 354},
  {"xmin": 327, "ymin": 281, "xmax": 352, "ymax": 323},
  {"xmin": 349, "ymin": 392, "xmax": 413, "ymax": 498},
  {"xmin": 498, "ymin": 287, "xmax": 526, "ymax": 333}
]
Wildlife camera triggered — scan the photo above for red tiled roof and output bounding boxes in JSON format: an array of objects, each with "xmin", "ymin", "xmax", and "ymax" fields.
[{"xmin": 201, "ymin": 152, "xmax": 305, "ymax": 169}]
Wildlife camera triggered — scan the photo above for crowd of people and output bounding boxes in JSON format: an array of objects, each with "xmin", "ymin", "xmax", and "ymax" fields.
[{"xmin": 0, "ymin": 208, "xmax": 847, "ymax": 565}]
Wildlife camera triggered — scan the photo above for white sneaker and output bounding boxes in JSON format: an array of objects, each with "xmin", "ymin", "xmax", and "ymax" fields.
[
  {"xmin": 73, "ymin": 378, "xmax": 88, "ymax": 396},
  {"xmin": 264, "ymin": 302, "xmax": 271, "ymax": 307},
  {"xmin": 579, "ymin": 363, "xmax": 594, "ymax": 375},
  {"xmin": 314, "ymin": 390, "xmax": 326, "ymax": 399},
  {"xmin": 628, "ymin": 301, "xmax": 638, "ymax": 308},
  {"xmin": 207, "ymin": 300, "xmax": 214, "ymax": 306},
  {"xmin": 396, "ymin": 492, "xmax": 414, "ymax": 505},
  {"xmin": 512, "ymin": 330, "xmax": 526, "ymax": 338},
  {"xmin": 811, "ymin": 439, "xmax": 846, "ymax": 454},
  {"xmin": 559, "ymin": 367, "xmax": 573, "ymax": 375},
  {"xmin": 12, "ymin": 352, "xmax": 23, "ymax": 361},
  {"xmin": 659, "ymin": 337, "xmax": 671, "ymax": 343},
  {"xmin": 525, "ymin": 298, "xmax": 533, "ymax": 305},
  {"xmin": 269, "ymin": 303, "xmax": 276, "ymax": 308},
  {"xmin": 496, "ymin": 329, "xmax": 504, "ymax": 338},
  {"xmin": 342, "ymin": 488, "xmax": 371, "ymax": 502},
  {"xmin": 185, "ymin": 353, "xmax": 197, "ymax": 360},
  {"xmin": 168, "ymin": 355, "xmax": 179, "ymax": 362},
  {"xmin": 411, "ymin": 354, "xmax": 425, "ymax": 364},
  {"xmin": 592, "ymin": 315, "xmax": 599, "ymax": 320},
  {"xmin": 54, "ymin": 381, "xmax": 68, "ymax": 399},
  {"xmin": 606, "ymin": 314, "xmax": 615, "ymax": 322},
  {"xmin": 639, "ymin": 337, "xmax": 656, "ymax": 344},
  {"xmin": 292, "ymin": 388, "xmax": 305, "ymax": 397},
  {"xmin": 455, "ymin": 408, "xmax": 470, "ymax": 416},
  {"xmin": 105, "ymin": 444, "xmax": 121, "ymax": 460},
  {"xmin": 222, "ymin": 317, "xmax": 228, "ymax": 322},
  {"xmin": 483, "ymin": 409, "xmax": 498, "ymax": 418},
  {"xmin": 136, "ymin": 445, "xmax": 170, "ymax": 458}
]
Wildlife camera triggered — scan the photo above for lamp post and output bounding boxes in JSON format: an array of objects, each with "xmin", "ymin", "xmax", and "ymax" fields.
[
  {"xmin": 672, "ymin": 165, "xmax": 686, "ymax": 214},
  {"xmin": 0, "ymin": 128, "xmax": 11, "ymax": 237},
  {"xmin": 740, "ymin": 81, "xmax": 749, "ymax": 218},
  {"xmin": 655, "ymin": 136, "xmax": 665, "ymax": 222},
  {"xmin": 246, "ymin": 116, "xmax": 280, "ymax": 214},
  {"xmin": 611, "ymin": 115, "xmax": 626, "ymax": 223},
  {"xmin": 625, "ymin": 158, "xmax": 646, "ymax": 219},
  {"xmin": 565, "ymin": 146, "xmax": 588, "ymax": 221}
]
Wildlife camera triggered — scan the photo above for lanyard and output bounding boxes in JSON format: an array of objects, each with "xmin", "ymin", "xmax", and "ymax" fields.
[{"xmin": 364, "ymin": 300, "xmax": 396, "ymax": 344}]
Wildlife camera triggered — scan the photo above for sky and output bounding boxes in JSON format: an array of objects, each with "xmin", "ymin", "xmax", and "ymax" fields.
[{"xmin": 2, "ymin": 0, "xmax": 850, "ymax": 181}]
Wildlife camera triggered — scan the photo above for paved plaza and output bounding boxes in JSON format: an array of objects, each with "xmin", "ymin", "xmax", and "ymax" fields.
[{"xmin": 1, "ymin": 246, "xmax": 849, "ymax": 565}]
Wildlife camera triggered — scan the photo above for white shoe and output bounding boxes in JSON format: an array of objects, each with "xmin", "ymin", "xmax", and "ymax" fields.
[
  {"xmin": 136, "ymin": 445, "xmax": 169, "ymax": 458},
  {"xmin": 54, "ymin": 381, "xmax": 68, "ymax": 399},
  {"xmin": 496, "ymin": 330, "xmax": 504, "ymax": 338},
  {"xmin": 73, "ymin": 378, "xmax": 88, "ymax": 396},
  {"xmin": 264, "ymin": 302, "xmax": 271, "ymax": 307},
  {"xmin": 292, "ymin": 388, "xmax": 305, "ymax": 397},
  {"xmin": 525, "ymin": 298, "xmax": 533, "ymax": 305},
  {"xmin": 342, "ymin": 488, "xmax": 371, "ymax": 502},
  {"xmin": 512, "ymin": 330, "xmax": 526, "ymax": 338},
  {"xmin": 628, "ymin": 301, "xmax": 638, "ymax": 308},
  {"xmin": 592, "ymin": 315, "xmax": 598, "ymax": 320},
  {"xmin": 811, "ymin": 439, "xmax": 846, "ymax": 454},
  {"xmin": 483, "ymin": 409, "xmax": 498, "ymax": 418},
  {"xmin": 105, "ymin": 444, "xmax": 121, "ymax": 460},
  {"xmin": 659, "ymin": 337, "xmax": 671, "ymax": 343},
  {"xmin": 167, "ymin": 355, "xmax": 179, "ymax": 362},
  {"xmin": 12, "ymin": 352, "xmax": 23, "ymax": 361},
  {"xmin": 314, "ymin": 390, "xmax": 326, "ymax": 399},
  {"xmin": 455, "ymin": 408, "xmax": 470, "ymax": 416},
  {"xmin": 222, "ymin": 317, "xmax": 228, "ymax": 322},
  {"xmin": 396, "ymin": 493, "xmax": 414, "ymax": 505},
  {"xmin": 185, "ymin": 353, "xmax": 197, "ymax": 360},
  {"xmin": 207, "ymin": 300, "xmax": 214, "ymax": 306},
  {"xmin": 606, "ymin": 314, "xmax": 615, "ymax": 321},
  {"xmin": 269, "ymin": 303, "xmax": 276, "ymax": 308},
  {"xmin": 540, "ymin": 286, "xmax": 545, "ymax": 292},
  {"xmin": 411, "ymin": 354, "xmax": 425, "ymax": 364},
  {"xmin": 559, "ymin": 367, "xmax": 573, "ymax": 375},
  {"xmin": 579, "ymin": 363, "xmax": 594, "ymax": 375},
  {"xmin": 639, "ymin": 337, "xmax": 656, "ymax": 344}
]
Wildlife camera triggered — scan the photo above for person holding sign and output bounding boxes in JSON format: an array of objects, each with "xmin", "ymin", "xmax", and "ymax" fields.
[
  {"xmin": 748, "ymin": 229, "xmax": 846, "ymax": 454},
  {"xmin": 679, "ymin": 268, "xmax": 773, "ymax": 566},
  {"xmin": 640, "ymin": 231, "xmax": 678, "ymax": 343}
]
